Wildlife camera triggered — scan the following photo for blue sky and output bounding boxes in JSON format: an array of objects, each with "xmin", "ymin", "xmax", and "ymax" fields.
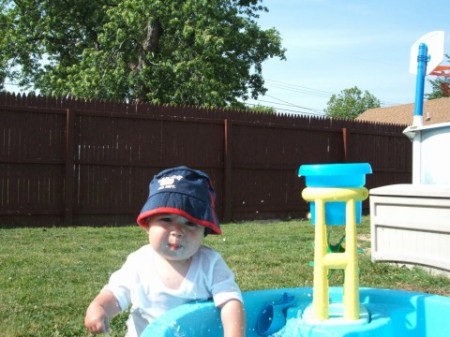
[{"xmin": 249, "ymin": 0, "xmax": 450, "ymax": 115}]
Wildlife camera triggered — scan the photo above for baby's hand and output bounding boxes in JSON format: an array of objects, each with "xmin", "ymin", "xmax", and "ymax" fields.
[
  {"xmin": 85, "ymin": 290, "xmax": 120, "ymax": 334},
  {"xmin": 85, "ymin": 313, "xmax": 109, "ymax": 334}
]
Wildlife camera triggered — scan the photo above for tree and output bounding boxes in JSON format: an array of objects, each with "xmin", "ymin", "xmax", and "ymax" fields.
[
  {"xmin": 325, "ymin": 86, "xmax": 381, "ymax": 119},
  {"xmin": 425, "ymin": 54, "xmax": 450, "ymax": 100},
  {"xmin": 0, "ymin": 0, "xmax": 286, "ymax": 108}
]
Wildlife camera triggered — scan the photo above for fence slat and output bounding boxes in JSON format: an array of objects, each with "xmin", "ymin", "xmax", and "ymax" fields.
[{"xmin": 64, "ymin": 109, "xmax": 75, "ymax": 225}]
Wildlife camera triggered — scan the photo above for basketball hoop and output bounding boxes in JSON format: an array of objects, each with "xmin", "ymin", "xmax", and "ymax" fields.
[{"xmin": 430, "ymin": 65, "xmax": 450, "ymax": 77}]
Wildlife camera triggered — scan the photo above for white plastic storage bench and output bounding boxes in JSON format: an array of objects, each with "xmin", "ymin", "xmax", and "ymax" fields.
[{"xmin": 370, "ymin": 184, "xmax": 450, "ymax": 275}]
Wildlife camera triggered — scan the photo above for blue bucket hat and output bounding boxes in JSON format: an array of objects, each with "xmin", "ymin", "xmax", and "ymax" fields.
[{"xmin": 137, "ymin": 166, "xmax": 221, "ymax": 235}]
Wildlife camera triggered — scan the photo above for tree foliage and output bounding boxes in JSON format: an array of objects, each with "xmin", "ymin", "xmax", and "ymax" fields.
[
  {"xmin": 0, "ymin": 0, "xmax": 286, "ymax": 108},
  {"xmin": 325, "ymin": 86, "xmax": 381, "ymax": 119},
  {"xmin": 425, "ymin": 54, "xmax": 450, "ymax": 100}
]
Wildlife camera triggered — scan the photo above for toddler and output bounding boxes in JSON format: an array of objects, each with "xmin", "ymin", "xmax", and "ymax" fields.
[{"xmin": 85, "ymin": 166, "xmax": 245, "ymax": 337}]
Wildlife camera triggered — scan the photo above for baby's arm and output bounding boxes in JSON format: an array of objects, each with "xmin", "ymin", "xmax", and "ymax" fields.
[
  {"xmin": 220, "ymin": 299, "xmax": 246, "ymax": 337},
  {"xmin": 84, "ymin": 289, "xmax": 121, "ymax": 334}
]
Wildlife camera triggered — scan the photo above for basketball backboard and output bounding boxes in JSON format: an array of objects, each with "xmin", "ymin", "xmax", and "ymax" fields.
[{"xmin": 409, "ymin": 31, "xmax": 445, "ymax": 75}]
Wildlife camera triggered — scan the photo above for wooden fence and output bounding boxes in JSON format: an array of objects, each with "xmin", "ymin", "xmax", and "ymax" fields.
[{"xmin": 0, "ymin": 93, "xmax": 412, "ymax": 227}]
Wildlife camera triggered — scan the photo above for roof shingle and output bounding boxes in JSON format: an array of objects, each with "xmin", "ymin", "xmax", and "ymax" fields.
[{"xmin": 356, "ymin": 97, "xmax": 450, "ymax": 126}]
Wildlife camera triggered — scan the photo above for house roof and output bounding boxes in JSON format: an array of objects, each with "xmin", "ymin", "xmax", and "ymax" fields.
[{"xmin": 356, "ymin": 97, "xmax": 450, "ymax": 126}]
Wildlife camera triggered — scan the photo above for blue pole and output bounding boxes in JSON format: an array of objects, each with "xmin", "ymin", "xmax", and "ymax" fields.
[{"xmin": 413, "ymin": 43, "xmax": 429, "ymax": 124}]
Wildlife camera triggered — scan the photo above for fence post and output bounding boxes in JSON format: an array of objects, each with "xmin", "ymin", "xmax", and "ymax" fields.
[
  {"xmin": 64, "ymin": 109, "xmax": 75, "ymax": 225},
  {"xmin": 223, "ymin": 119, "xmax": 232, "ymax": 222},
  {"xmin": 343, "ymin": 127, "xmax": 348, "ymax": 162}
]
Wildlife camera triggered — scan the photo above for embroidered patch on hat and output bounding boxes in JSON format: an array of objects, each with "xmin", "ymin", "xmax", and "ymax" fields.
[{"xmin": 157, "ymin": 175, "xmax": 183, "ymax": 190}]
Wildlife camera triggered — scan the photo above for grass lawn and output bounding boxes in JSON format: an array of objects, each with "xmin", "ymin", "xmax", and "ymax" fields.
[{"xmin": 1, "ymin": 216, "xmax": 449, "ymax": 337}]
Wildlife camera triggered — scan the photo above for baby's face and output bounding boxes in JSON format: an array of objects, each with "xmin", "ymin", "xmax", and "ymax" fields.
[{"xmin": 147, "ymin": 214, "xmax": 205, "ymax": 262}]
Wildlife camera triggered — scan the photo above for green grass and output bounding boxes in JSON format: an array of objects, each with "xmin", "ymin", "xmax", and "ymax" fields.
[{"xmin": 1, "ymin": 217, "xmax": 449, "ymax": 337}]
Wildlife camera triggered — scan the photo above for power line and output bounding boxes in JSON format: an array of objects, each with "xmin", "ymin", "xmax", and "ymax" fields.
[
  {"xmin": 266, "ymin": 79, "xmax": 333, "ymax": 98},
  {"xmin": 263, "ymin": 78, "xmax": 406, "ymax": 109},
  {"xmin": 264, "ymin": 94, "xmax": 324, "ymax": 113}
]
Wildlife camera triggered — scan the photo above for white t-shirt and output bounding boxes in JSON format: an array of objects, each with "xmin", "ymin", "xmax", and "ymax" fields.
[{"xmin": 103, "ymin": 244, "xmax": 243, "ymax": 337}]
